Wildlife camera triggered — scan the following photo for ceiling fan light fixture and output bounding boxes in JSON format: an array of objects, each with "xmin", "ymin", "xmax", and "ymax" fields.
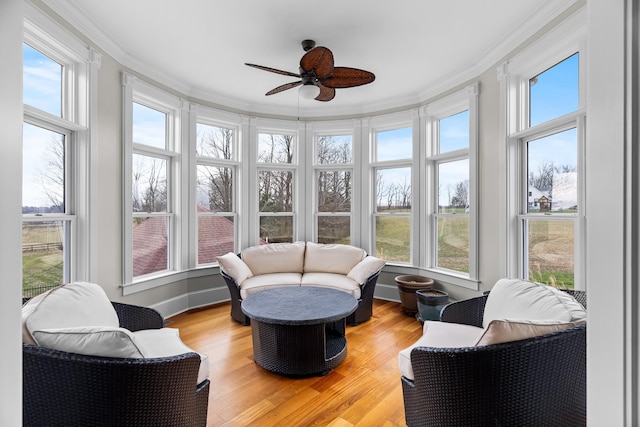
[{"xmin": 299, "ymin": 84, "xmax": 320, "ymax": 100}]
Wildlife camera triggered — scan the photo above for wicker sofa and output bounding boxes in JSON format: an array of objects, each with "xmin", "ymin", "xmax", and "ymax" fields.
[
  {"xmin": 22, "ymin": 282, "xmax": 210, "ymax": 427},
  {"xmin": 398, "ymin": 279, "xmax": 587, "ymax": 427},
  {"xmin": 218, "ymin": 241, "xmax": 385, "ymax": 326}
]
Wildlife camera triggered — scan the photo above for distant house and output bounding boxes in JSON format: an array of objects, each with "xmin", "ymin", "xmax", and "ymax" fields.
[
  {"xmin": 528, "ymin": 186, "xmax": 551, "ymax": 211},
  {"xmin": 132, "ymin": 207, "xmax": 235, "ymax": 277}
]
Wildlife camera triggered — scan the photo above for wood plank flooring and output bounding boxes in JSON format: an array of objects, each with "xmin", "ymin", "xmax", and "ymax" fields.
[{"xmin": 167, "ymin": 299, "xmax": 423, "ymax": 427}]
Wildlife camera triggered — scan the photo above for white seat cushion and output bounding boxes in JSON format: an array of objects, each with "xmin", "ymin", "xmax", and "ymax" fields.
[
  {"xmin": 303, "ymin": 242, "xmax": 366, "ymax": 275},
  {"xmin": 23, "ymin": 282, "xmax": 119, "ymax": 345},
  {"xmin": 133, "ymin": 328, "xmax": 210, "ymax": 385},
  {"xmin": 398, "ymin": 321, "xmax": 484, "ymax": 380},
  {"xmin": 241, "ymin": 241, "xmax": 306, "ymax": 275},
  {"xmin": 239, "ymin": 273, "xmax": 302, "ymax": 299},
  {"xmin": 482, "ymin": 278, "xmax": 586, "ymax": 328},
  {"xmin": 300, "ymin": 272, "xmax": 362, "ymax": 299}
]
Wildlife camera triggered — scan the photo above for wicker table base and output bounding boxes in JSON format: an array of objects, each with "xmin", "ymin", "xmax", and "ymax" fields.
[{"xmin": 241, "ymin": 286, "xmax": 358, "ymax": 376}]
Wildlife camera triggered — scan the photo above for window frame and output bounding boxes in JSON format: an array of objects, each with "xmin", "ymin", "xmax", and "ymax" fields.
[
  {"xmin": 22, "ymin": 3, "xmax": 98, "ymax": 295},
  {"xmin": 194, "ymin": 112, "xmax": 240, "ymax": 266},
  {"xmin": 312, "ymin": 130, "xmax": 355, "ymax": 245},
  {"xmin": 122, "ymin": 72, "xmax": 184, "ymax": 290},
  {"xmin": 424, "ymin": 84, "xmax": 479, "ymax": 287},
  {"xmin": 370, "ymin": 119, "xmax": 414, "ymax": 265},
  {"xmin": 499, "ymin": 10, "xmax": 586, "ymax": 289},
  {"xmin": 253, "ymin": 124, "xmax": 300, "ymax": 244}
]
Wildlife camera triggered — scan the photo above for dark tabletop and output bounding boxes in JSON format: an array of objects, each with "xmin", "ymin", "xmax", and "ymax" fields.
[{"xmin": 241, "ymin": 286, "xmax": 358, "ymax": 325}]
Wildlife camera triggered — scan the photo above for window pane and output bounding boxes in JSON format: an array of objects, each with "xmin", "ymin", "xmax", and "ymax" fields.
[
  {"xmin": 527, "ymin": 128, "xmax": 577, "ymax": 213},
  {"xmin": 23, "ymin": 43, "xmax": 62, "ymax": 117},
  {"xmin": 317, "ymin": 135, "xmax": 352, "ymax": 164},
  {"xmin": 133, "ymin": 102, "xmax": 167, "ymax": 149},
  {"xmin": 317, "ymin": 216, "xmax": 350, "ymax": 244},
  {"xmin": 132, "ymin": 217, "xmax": 169, "ymax": 277},
  {"xmin": 376, "ymin": 127, "xmax": 412, "ymax": 161},
  {"xmin": 375, "ymin": 168, "xmax": 411, "ymax": 212},
  {"xmin": 526, "ymin": 219, "xmax": 574, "ymax": 288},
  {"xmin": 258, "ymin": 170, "xmax": 293, "ymax": 213},
  {"xmin": 317, "ymin": 171, "xmax": 351, "ymax": 212},
  {"xmin": 22, "ymin": 221, "xmax": 66, "ymax": 299},
  {"xmin": 259, "ymin": 216, "xmax": 293, "ymax": 243},
  {"xmin": 132, "ymin": 154, "xmax": 167, "ymax": 212},
  {"xmin": 258, "ymin": 133, "xmax": 295, "ymax": 164},
  {"xmin": 197, "ymin": 165, "xmax": 232, "ymax": 212},
  {"xmin": 196, "ymin": 123, "xmax": 233, "ymax": 159},
  {"xmin": 439, "ymin": 110, "xmax": 469, "ymax": 153},
  {"xmin": 23, "ymin": 123, "xmax": 65, "ymax": 213},
  {"xmin": 436, "ymin": 216, "xmax": 469, "ymax": 273},
  {"xmin": 529, "ymin": 53, "xmax": 579, "ymax": 127},
  {"xmin": 438, "ymin": 159, "xmax": 469, "ymax": 213},
  {"xmin": 375, "ymin": 216, "xmax": 410, "ymax": 263},
  {"xmin": 198, "ymin": 216, "xmax": 234, "ymax": 264}
]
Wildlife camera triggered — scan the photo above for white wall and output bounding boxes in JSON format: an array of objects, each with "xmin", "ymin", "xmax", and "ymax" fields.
[
  {"xmin": 0, "ymin": 0, "xmax": 24, "ymax": 425},
  {"xmin": 586, "ymin": 0, "xmax": 638, "ymax": 424}
]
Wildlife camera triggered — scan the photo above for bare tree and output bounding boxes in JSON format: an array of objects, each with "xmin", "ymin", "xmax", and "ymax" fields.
[
  {"xmin": 450, "ymin": 180, "xmax": 469, "ymax": 208},
  {"xmin": 38, "ymin": 137, "xmax": 64, "ymax": 213}
]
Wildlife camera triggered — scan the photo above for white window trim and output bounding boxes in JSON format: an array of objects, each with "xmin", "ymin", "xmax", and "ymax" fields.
[
  {"xmin": 309, "ymin": 121, "xmax": 357, "ymax": 244},
  {"xmin": 23, "ymin": 3, "xmax": 98, "ymax": 285},
  {"xmin": 369, "ymin": 111, "xmax": 415, "ymax": 265},
  {"xmin": 192, "ymin": 106, "xmax": 242, "ymax": 266},
  {"xmin": 498, "ymin": 7, "xmax": 586, "ymax": 288},
  {"xmin": 121, "ymin": 72, "xmax": 185, "ymax": 292},
  {"xmin": 423, "ymin": 83, "xmax": 479, "ymax": 289},
  {"xmin": 250, "ymin": 119, "xmax": 301, "ymax": 244}
]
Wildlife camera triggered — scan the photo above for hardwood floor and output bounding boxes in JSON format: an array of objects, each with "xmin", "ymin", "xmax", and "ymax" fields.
[{"xmin": 168, "ymin": 299, "xmax": 423, "ymax": 427}]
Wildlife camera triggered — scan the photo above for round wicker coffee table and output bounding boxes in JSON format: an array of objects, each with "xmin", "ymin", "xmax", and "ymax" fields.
[{"xmin": 241, "ymin": 286, "xmax": 358, "ymax": 376}]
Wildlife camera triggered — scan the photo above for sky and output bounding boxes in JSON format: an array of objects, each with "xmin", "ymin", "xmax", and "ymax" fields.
[{"xmin": 22, "ymin": 43, "xmax": 580, "ymax": 210}]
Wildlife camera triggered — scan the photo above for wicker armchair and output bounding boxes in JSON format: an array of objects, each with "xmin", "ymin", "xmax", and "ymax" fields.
[
  {"xmin": 401, "ymin": 290, "xmax": 586, "ymax": 427},
  {"xmin": 23, "ymin": 302, "xmax": 210, "ymax": 427}
]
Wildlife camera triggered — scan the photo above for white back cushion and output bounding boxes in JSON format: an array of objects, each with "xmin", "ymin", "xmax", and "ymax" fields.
[
  {"xmin": 303, "ymin": 242, "xmax": 366, "ymax": 275},
  {"xmin": 483, "ymin": 279, "xmax": 586, "ymax": 328},
  {"xmin": 217, "ymin": 252, "xmax": 253, "ymax": 284},
  {"xmin": 23, "ymin": 282, "xmax": 119, "ymax": 345},
  {"xmin": 241, "ymin": 241, "xmax": 306, "ymax": 275},
  {"xmin": 32, "ymin": 326, "xmax": 144, "ymax": 358},
  {"xmin": 347, "ymin": 256, "xmax": 385, "ymax": 284},
  {"xmin": 475, "ymin": 319, "xmax": 585, "ymax": 346}
]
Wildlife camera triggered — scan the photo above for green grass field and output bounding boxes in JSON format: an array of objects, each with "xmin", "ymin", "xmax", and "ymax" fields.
[
  {"xmin": 374, "ymin": 213, "xmax": 574, "ymax": 288},
  {"xmin": 22, "ymin": 223, "xmax": 64, "ymax": 297}
]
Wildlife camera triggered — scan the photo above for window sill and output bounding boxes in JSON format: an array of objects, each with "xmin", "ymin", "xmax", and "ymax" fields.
[{"xmin": 121, "ymin": 266, "xmax": 217, "ymax": 296}]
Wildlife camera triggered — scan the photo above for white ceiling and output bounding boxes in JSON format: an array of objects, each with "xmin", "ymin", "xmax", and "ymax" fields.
[{"xmin": 45, "ymin": 0, "xmax": 576, "ymax": 118}]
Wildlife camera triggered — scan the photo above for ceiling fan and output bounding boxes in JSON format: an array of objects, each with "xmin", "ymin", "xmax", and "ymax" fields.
[{"xmin": 245, "ymin": 40, "xmax": 375, "ymax": 102}]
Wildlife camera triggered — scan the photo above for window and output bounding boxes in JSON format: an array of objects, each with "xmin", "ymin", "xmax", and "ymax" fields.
[
  {"xmin": 21, "ymin": 11, "xmax": 99, "ymax": 300},
  {"xmin": 122, "ymin": 74, "xmax": 182, "ymax": 284},
  {"xmin": 501, "ymin": 15, "xmax": 585, "ymax": 289},
  {"xmin": 257, "ymin": 132, "xmax": 296, "ymax": 243},
  {"xmin": 22, "ymin": 14, "xmax": 96, "ymax": 300},
  {"xmin": 426, "ymin": 85, "xmax": 478, "ymax": 282},
  {"xmin": 195, "ymin": 121, "xmax": 237, "ymax": 264},
  {"xmin": 314, "ymin": 134, "xmax": 353, "ymax": 244},
  {"xmin": 372, "ymin": 126, "xmax": 412, "ymax": 263}
]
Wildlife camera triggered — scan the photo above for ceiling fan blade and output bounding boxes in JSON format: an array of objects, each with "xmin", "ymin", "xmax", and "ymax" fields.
[
  {"xmin": 245, "ymin": 63, "xmax": 300, "ymax": 78},
  {"xmin": 265, "ymin": 80, "xmax": 303, "ymax": 96},
  {"xmin": 321, "ymin": 67, "xmax": 375, "ymax": 88},
  {"xmin": 300, "ymin": 47, "xmax": 334, "ymax": 78},
  {"xmin": 315, "ymin": 84, "xmax": 335, "ymax": 102}
]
